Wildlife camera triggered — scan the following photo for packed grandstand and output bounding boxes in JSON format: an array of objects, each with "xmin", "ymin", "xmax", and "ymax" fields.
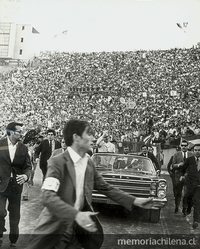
[{"xmin": 0, "ymin": 47, "xmax": 200, "ymax": 147}]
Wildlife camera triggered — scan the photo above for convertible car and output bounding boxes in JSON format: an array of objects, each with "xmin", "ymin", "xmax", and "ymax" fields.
[{"xmin": 91, "ymin": 153, "xmax": 167, "ymax": 223}]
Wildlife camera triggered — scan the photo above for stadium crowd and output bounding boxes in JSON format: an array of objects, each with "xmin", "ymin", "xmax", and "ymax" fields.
[{"xmin": 0, "ymin": 47, "xmax": 200, "ymax": 146}]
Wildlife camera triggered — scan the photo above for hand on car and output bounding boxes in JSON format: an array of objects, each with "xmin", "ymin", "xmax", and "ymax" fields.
[{"xmin": 133, "ymin": 197, "xmax": 166, "ymax": 209}]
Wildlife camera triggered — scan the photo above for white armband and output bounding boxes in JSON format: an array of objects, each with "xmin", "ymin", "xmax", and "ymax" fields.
[{"xmin": 41, "ymin": 177, "xmax": 60, "ymax": 192}]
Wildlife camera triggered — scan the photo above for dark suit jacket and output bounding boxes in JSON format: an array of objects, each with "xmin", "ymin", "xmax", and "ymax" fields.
[
  {"xmin": 0, "ymin": 137, "xmax": 32, "ymax": 192},
  {"xmin": 182, "ymin": 156, "xmax": 200, "ymax": 191},
  {"xmin": 172, "ymin": 151, "xmax": 193, "ymax": 183},
  {"xmin": 28, "ymin": 149, "xmax": 136, "ymax": 249},
  {"xmin": 34, "ymin": 139, "xmax": 61, "ymax": 169},
  {"xmin": 139, "ymin": 152, "xmax": 160, "ymax": 170}
]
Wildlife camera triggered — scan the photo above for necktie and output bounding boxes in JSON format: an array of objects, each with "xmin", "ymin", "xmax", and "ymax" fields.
[{"xmin": 49, "ymin": 140, "xmax": 52, "ymax": 152}]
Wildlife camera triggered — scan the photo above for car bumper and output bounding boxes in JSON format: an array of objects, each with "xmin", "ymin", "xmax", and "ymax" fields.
[{"xmin": 92, "ymin": 194, "xmax": 167, "ymax": 209}]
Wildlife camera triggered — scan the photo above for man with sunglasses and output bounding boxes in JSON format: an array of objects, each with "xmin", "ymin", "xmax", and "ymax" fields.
[
  {"xmin": 0, "ymin": 122, "xmax": 32, "ymax": 248},
  {"xmin": 182, "ymin": 144, "xmax": 200, "ymax": 229},
  {"xmin": 172, "ymin": 140, "xmax": 193, "ymax": 214},
  {"xmin": 35, "ymin": 129, "xmax": 61, "ymax": 180}
]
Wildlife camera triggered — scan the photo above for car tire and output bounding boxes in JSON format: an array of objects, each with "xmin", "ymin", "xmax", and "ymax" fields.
[{"xmin": 149, "ymin": 209, "xmax": 161, "ymax": 223}]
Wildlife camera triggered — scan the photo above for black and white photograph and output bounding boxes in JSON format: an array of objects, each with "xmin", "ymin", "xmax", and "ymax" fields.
[{"xmin": 0, "ymin": 0, "xmax": 200, "ymax": 248}]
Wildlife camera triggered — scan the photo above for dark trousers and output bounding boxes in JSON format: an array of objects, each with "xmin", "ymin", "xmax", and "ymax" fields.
[
  {"xmin": 182, "ymin": 186, "xmax": 193, "ymax": 211},
  {"xmin": 174, "ymin": 180, "xmax": 184, "ymax": 208},
  {"xmin": 0, "ymin": 178, "xmax": 23, "ymax": 243},
  {"xmin": 193, "ymin": 186, "xmax": 200, "ymax": 223},
  {"xmin": 40, "ymin": 162, "xmax": 48, "ymax": 181},
  {"xmin": 170, "ymin": 174, "xmax": 176, "ymax": 197}
]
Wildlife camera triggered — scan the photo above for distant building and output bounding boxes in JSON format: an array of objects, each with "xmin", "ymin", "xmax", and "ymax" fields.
[
  {"xmin": 0, "ymin": 0, "xmax": 39, "ymax": 61},
  {"xmin": 0, "ymin": 22, "xmax": 39, "ymax": 61}
]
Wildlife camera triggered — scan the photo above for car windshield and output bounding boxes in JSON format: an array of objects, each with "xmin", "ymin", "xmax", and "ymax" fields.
[{"xmin": 91, "ymin": 153, "xmax": 156, "ymax": 175}]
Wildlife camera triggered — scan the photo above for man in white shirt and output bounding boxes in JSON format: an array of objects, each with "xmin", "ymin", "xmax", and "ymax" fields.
[
  {"xmin": 96, "ymin": 131, "xmax": 115, "ymax": 153},
  {"xmin": 0, "ymin": 122, "xmax": 31, "ymax": 248},
  {"xmin": 27, "ymin": 119, "xmax": 166, "ymax": 249}
]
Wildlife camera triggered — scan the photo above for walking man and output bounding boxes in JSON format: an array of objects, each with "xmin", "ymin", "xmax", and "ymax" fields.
[
  {"xmin": 182, "ymin": 144, "xmax": 200, "ymax": 229},
  {"xmin": 0, "ymin": 122, "xmax": 32, "ymax": 248},
  {"xmin": 35, "ymin": 129, "xmax": 61, "ymax": 180},
  {"xmin": 172, "ymin": 140, "xmax": 193, "ymax": 214}
]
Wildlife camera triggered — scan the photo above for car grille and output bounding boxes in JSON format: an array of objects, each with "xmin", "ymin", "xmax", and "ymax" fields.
[{"xmin": 94, "ymin": 174, "xmax": 155, "ymax": 199}]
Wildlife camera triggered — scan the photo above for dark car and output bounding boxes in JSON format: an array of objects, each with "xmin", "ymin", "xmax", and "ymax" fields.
[{"xmin": 91, "ymin": 153, "xmax": 167, "ymax": 223}]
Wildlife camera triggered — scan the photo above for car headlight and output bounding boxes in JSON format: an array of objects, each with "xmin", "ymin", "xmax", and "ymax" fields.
[
  {"xmin": 158, "ymin": 181, "xmax": 167, "ymax": 188},
  {"xmin": 157, "ymin": 189, "xmax": 166, "ymax": 199}
]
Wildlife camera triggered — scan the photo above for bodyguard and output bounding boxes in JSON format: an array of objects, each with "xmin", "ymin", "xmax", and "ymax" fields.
[{"xmin": 0, "ymin": 122, "xmax": 32, "ymax": 248}]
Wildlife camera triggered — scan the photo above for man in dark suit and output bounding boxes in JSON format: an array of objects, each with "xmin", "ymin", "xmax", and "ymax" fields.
[
  {"xmin": 35, "ymin": 129, "xmax": 61, "ymax": 179},
  {"xmin": 138, "ymin": 144, "xmax": 160, "ymax": 171},
  {"xmin": 167, "ymin": 146, "xmax": 181, "ymax": 198},
  {"xmin": 26, "ymin": 119, "xmax": 166, "ymax": 249},
  {"xmin": 172, "ymin": 140, "xmax": 193, "ymax": 214},
  {"xmin": 181, "ymin": 144, "xmax": 200, "ymax": 229},
  {"xmin": 0, "ymin": 122, "xmax": 32, "ymax": 248}
]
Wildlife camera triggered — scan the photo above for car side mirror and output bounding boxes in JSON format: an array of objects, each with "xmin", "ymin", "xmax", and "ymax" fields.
[{"xmin": 156, "ymin": 170, "xmax": 161, "ymax": 176}]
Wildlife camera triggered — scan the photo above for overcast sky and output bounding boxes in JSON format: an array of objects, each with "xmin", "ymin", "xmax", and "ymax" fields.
[{"xmin": 2, "ymin": 0, "xmax": 200, "ymax": 52}]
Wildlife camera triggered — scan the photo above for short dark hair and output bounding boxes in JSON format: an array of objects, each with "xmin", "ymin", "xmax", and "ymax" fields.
[
  {"xmin": 47, "ymin": 129, "xmax": 56, "ymax": 136},
  {"xmin": 6, "ymin": 122, "xmax": 23, "ymax": 136},
  {"xmin": 141, "ymin": 144, "xmax": 148, "ymax": 150},
  {"xmin": 63, "ymin": 119, "xmax": 91, "ymax": 146},
  {"xmin": 181, "ymin": 140, "xmax": 188, "ymax": 146}
]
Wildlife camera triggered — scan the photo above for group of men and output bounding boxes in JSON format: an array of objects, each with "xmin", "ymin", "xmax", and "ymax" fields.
[
  {"xmin": 0, "ymin": 120, "xmax": 165, "ymax": 249},
  {"xmin": 168, "ymin": 140, "xmax": 200, "ymax": 229}
]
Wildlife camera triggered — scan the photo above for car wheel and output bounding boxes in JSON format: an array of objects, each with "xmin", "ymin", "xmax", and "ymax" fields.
[{"xmin": 149, "ymin": 209, "xmax": 161, "ymax": 223}]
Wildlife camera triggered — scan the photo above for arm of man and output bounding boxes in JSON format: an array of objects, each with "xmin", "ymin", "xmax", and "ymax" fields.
[
  {"xmin": 93, "ymin": 165, "xmax": 165, "ymax": 210},
  {"xmin": 172, "ymin": 153, "xmax": 183, "ymax": 169},
  {"xmin": 150, "ymin": 153, "xmax": 160, "ymax": 171},
  {"xmin": 16, "ymin": 145, "xmax": 32, "ymax": 184},
  {"xmin": 34, "ymin": 141, "xmax": 42, "ymax": 159},
  {"xmin": 96, "ymin": 131, "xmax": 108, "ymax": 148},
  {"xmin": 167, "ymin": 156, "xmax": 173, "ymax": 175}
]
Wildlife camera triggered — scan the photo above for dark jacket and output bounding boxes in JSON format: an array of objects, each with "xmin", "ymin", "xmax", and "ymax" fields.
[
  {"xmin": 182, "ymin": 156, "xmax": 200, "ymax": 191},
  {"xmin": 0, "ymin": 137, "xmax": 32, "ymax": 192},
  {"xmin": 35, "ymin": 139, "xmax": 61, "ymax": 169}
]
